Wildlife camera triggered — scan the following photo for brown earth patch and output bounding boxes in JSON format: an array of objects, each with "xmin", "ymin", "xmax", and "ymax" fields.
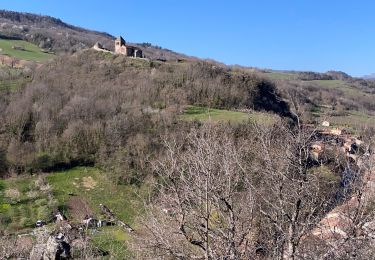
[
  {"xmin": 66, "ymin": 196, "xmax": 93, "ymax": 222},
  {"xmin": 82, "ymin": 176, "xmax": 97, "ymax": 190}
]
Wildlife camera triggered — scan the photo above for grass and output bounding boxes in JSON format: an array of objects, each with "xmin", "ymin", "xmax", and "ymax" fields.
[
  {"xmin": 0, "ymin": 167, "xmax": 143, "ymax": 256},
  {"xmin": 47, "ymin": 167, "xmax": 142, "ymax": 257},
  {"xmin": 312, "ymin": 106, "xmax": 375, "ymax": 133},
  {"xmin": 91, "ymin": 226, "xmax": 133, "ymax": 259},
  {"xmin": 46, "ymin": 167, "xmax": 139, "ymax": 224},
  {"xmin": 0, "ymin": 78, "xmax": 29, "ymax": 92},
  {"xmin": 328, "ymin": 111, "xmax": 375, "ymax": 131},
  {"xmin": 262, "ymin": 73, "xmax": 371, "ymax": 99},
  {"xmin": 0, "ymin": 175, "xmax": 55, "ymax": 233},
  {"xmin": 0, "ymin": 39, "xmax": 54, "ymax": 62},
  {"xmin": 180, "ymin": 105, "xmax": 277, "ymax": 125},
  {"xmin": 260, "ymin": 72, "xmax": 297, "ymax": 80},
  {"xmin": 307, "ymin": 80, "xmax": 368, "ymax": 97}
]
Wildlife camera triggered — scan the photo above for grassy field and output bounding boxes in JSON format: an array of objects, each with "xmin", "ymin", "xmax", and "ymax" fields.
[
  {"xmin": 260, "ymin": 71, "xmax": 298, "ymax": 80},
  {"xmin": 0, "ymin": 175, "xmax": 56, "ymax": 233},
  {"xmin": 328, "ymin": 111, "xmax": 375, "ymax": 130},
  {"xmin": 258, "ymin": 71, "xmax": 375, "ymax": 131},
  {"xmin": 0, "ymin": 167, "xmax": 142, "ymax": 257},
  {"xmin": 47, "ymin": 167, "xmax": 139, "ymax": 225},
  {"xmin": 47, "ymin": 167, "xmax": 141, "ymax": 258},
  {"xmin": 180, "ymin": 105, "xmax": 277, "ymax": 125},
  {"xmin": 0, "ymin": 39, "xmax": 54, "ymax": 62},
  {"xmin": 91, "ymin": 226, "xmax": 131, "ymax": 259},
  {"xmin": 307, "ymin": 80, "xmax": 372, "ymax": 98}
]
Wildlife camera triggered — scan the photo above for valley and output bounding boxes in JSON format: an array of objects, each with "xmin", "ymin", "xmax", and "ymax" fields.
[{"xmin": 0, "ymin": 8, "xmax": 374, "ymax": 260}]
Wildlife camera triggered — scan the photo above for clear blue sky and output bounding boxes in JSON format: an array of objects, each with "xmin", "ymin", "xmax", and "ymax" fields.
[{"xmin": 1, "ymin": 0, "xmax": 375, "ymax": 76}]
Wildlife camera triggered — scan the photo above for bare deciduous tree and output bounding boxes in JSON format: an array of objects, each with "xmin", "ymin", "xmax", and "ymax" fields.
[
  {"xmin": 247, "ymin": 122, "xmax": 334, "ymax": 259},
  {"xmin": 134, "ymin": 124, "xmax": 256, "ymax": 259}
]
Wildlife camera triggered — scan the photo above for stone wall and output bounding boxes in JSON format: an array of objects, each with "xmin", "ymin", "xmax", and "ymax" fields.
[{"xmin": 92, "ymin": 44, "xmax": 112, "ymax": 54}]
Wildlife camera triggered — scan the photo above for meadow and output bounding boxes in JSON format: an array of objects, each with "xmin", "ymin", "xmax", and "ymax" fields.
[
  {"xmin": 180, "ymin": 105, "xmax": 277, "ymax": 125},
  {"xmin": 0, "ymin": 39, "xmax": 54, "ymax": 62},
  {"xmin": 0, "ymin": 167, "xmax": 142, "ymax": 258}
]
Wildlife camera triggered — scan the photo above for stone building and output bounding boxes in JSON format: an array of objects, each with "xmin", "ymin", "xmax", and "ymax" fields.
[
  {"xmin": 92, "ymin": 42, "xmax": 112, "ymax": 53},
  {"xmin": 115, "ymin": 36, "xmax": 143, "ymax": 58}
]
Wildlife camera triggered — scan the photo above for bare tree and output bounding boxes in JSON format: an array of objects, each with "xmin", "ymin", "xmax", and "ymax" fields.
[
  {"xmin": 247, "ymin": 121, "xmax": 343, "ymax": 260},
  {"xmin": 134, "ymin": 124, "xmax": 256, "ymax": 259}
]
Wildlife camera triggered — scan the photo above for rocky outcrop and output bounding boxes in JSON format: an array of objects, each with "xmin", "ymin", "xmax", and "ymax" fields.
[
  {"xmin": 30, "ymin": 234, "xmax": 71, "ymax": 260},
  {"xmin": 30, "ymin": 244, "xmax": 46, "ymax": 260},
  {"xmin": 43, "ymin": 236, "xmax": 60, "ymax": 259}
]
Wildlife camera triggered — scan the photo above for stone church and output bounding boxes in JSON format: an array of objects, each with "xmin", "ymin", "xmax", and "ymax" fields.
[{"xmin": 115, "ymin": 36, "xmax": 143, "ymax": 58}]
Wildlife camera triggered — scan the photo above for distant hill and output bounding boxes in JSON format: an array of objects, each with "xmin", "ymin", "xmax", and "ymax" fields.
[
  {"xmin": 362, "ymin": 73, "xmax": 375, "ymax": 80},
  {"xmin": 0, "ymin": 9, "xmax": 189, "ymax": 61}
]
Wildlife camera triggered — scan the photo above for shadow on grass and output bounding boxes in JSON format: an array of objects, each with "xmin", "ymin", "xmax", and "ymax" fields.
[{"xmin": 184, "ymin": 106, "xmax": 209, "ymax": 115}]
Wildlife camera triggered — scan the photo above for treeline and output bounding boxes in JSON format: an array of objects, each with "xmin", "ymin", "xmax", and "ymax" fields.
[{"xmin": 0, "ymin": 50, "xmax": 292, "ymax": 178}]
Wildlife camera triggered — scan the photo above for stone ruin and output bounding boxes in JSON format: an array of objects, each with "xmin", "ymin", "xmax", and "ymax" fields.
[
  {"xmin": 92, "ymin": 35, "xmax": 144, "ymax": 58},
  {"xmin": 114, "ymin": 36, "xmax": 143, "ymax": 58}
]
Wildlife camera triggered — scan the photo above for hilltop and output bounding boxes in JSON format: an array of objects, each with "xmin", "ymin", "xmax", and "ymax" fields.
[{"xmin": 0, "ymin": 9, "xmax": 189, "ymax": 61}]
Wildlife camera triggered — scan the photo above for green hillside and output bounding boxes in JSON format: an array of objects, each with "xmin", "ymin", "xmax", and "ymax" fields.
[
  {"xmin": 0, "ymin": 39, "xmax": 54, "ymax": 62},
  {"xmin": 260, "ymin": 71, "xmax": 375, "ymax": 131}
]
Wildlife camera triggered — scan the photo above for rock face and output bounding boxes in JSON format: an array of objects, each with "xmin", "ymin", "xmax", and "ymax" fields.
[
  {"xmin": 29, "ymin": 244, "xmax": 46, "ymax": 260},
  {"xmin": 30, "ymin": 234, "xmax": 71, "ymax": 260},
  {"xmin": 43, "ymin": 236, "xmax": 60, "ymax": 259}
]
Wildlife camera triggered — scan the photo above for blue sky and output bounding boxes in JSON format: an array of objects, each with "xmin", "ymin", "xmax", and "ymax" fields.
[{"xmin": 1, "ymin": 0, "xmax": 374, "ymax": 76}]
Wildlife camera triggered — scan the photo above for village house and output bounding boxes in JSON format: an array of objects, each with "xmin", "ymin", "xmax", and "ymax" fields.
[{"xmin": 309, "ymin": 124, "xmax": 365, "ymax": 162}]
